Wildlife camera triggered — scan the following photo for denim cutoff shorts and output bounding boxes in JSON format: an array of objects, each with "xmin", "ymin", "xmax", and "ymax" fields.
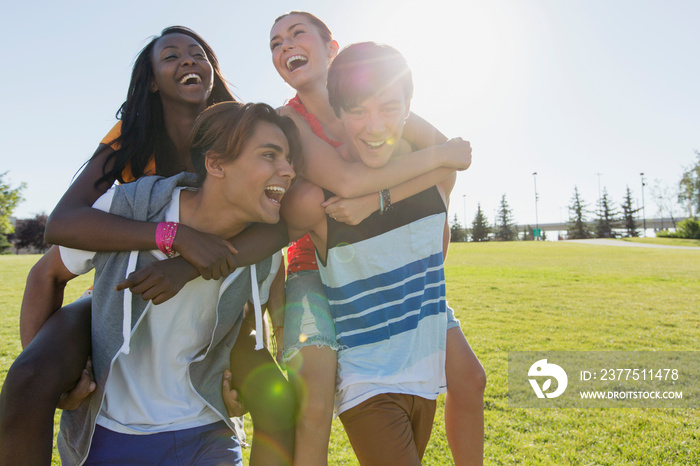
[
  {"xmin": 446, "ymin": 303, "xmax": 460, "ymax": 330},
  {"xmin": 282, "ymin": 269, "xmax": 340, "ymax": 362}
]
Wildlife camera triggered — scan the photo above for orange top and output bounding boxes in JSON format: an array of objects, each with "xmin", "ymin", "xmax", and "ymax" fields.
[
  {"xmin": 100, "ymin": 121, "xmax": 156, "ymax": 183},
  {"xmin": 284, "ymin": 95, "xmax": 343, "ymax": 275}
]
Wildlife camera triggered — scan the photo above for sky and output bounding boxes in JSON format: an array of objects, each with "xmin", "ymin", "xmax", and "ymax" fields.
[{"xmin": 2, "ymin": 0, "xmax": 699, "ymax": 232}]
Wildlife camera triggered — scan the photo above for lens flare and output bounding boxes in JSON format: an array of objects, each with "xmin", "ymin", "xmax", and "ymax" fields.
[{"xmin": 335, "ymin": 242, "xmax": 355, "ymax": 263}]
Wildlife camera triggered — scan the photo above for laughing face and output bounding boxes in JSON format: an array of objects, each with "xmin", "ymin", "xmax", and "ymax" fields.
[
  {"xmin": 150, "ymin": 33, "xmax": 214, "ymax": 108},
  {"xmin": 269, "ymin": 14, "xmax": 338, "ymax": 91},
  {"xmin": 339, "ymin": 85, "xmax": 410, "ymax": 169},
  {"xmin": 219, "ymin": 121, "xmax": 296, "ymax": 225}
]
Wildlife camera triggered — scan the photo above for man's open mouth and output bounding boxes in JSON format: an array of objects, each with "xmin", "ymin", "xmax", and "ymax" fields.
[{"xmin": 265, "ymin": 186, "xmax": 286, "ymax": 204}]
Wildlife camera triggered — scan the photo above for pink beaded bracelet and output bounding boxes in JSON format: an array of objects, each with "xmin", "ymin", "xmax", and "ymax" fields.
[{"xmin": 155, "ymin": 221, "xmax": 179, "ymax": 257}]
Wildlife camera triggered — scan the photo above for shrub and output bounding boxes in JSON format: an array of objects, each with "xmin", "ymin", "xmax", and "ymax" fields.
[
  {"xmin": 656, "ymin": 218, "xmax": 700, "ymax": 239},
  {"xmin": 677, "ymin": 218, "xmax": 700, "ymax": 238},
  {"xmin": 0, "ymin": 233, "xmax": 10, "ymax": 254}
]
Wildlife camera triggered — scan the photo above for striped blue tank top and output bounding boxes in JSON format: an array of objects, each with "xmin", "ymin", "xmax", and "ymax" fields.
[{"xmin": 318, "ymin": 186, "xmax": 448, "ymax": 414}]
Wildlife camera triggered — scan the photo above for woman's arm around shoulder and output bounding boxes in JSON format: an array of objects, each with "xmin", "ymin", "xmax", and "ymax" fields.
[
  {"xmin": 44, "ymin": 144, "xmax": 158, "ymax": 251},
  {"xmin": 403, "ymin": 112, "xmax": 449, "ymax": 149},
  {"xmin": 280, "ymin": 177, "xmax": 327, "ymax": 243},
  {"xmin": 279, "ymin": 108, "xmax": 469, "ymax": 199},
  {"xmin": 45, "ymin": 144, "xmax": 239, "ymax": 278}
]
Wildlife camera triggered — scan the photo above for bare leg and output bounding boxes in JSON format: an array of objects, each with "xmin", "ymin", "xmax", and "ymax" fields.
[
  {"xmin": 0, "ymin": 297, "xmax": 92, "ymax": 466},
  {"xmin": 286, "ymin": 345, "xmax": 337, "ymax": 466},
  {"xmin": 445, "ymin": 327, "xmax": 486, "ymax": 465},
  {"xmin": 228, "ymin": 326, "xmax": 295, "ymax": 466}
]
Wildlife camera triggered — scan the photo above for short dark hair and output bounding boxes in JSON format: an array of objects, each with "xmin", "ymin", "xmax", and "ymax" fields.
[
  {"xmin": 189, "ymin": 102, "xmax": 302, "ymax": 186},
  {"xmin": 327, "ymin": 42, "xmax": 413, "ymax": 117}
]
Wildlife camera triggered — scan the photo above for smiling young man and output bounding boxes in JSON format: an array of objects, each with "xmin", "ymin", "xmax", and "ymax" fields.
[
  {"xmin": 54, "ymin": 102, "xmax": 299, "ymax": 465},
  {"xmin": 282, "ymin": 42, "xmax": 459, "ymax": 465}
]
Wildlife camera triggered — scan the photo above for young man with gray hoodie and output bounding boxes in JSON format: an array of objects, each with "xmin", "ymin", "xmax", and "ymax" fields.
[{"xmin": 54, "ymin": 102, "xmax": 298, "ymax": 465}]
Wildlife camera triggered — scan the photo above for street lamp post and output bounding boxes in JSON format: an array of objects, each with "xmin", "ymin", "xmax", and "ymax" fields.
[
  {"xmin": 640, "ymin": 172, "xmax": 646, "ymax": 237},
  {"xmin": 462, "ymin": 194, "xmax": 467, "ymax": 242},
  {"xmin": 532, "ymin": 172, "xmax": 539, "ymax": 239}
]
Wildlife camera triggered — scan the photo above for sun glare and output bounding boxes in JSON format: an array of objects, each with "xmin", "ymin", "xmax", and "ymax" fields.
[{"xmin": 345, "ymin": 1, "xmax": 522, "ymax": 137}]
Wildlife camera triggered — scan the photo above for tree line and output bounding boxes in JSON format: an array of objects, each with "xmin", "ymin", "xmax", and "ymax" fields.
[
  {"xmin": 3, "ymin": 151, "xmax": 700, "ymax": 252},
  {"xmin": 450, "ymin": 151, "xmax": 700, "ymax": 242}
]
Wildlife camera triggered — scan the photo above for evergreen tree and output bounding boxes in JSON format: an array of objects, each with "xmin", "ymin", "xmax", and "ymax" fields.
[
  {"xmin": 449, "ymin": 213, "xmax": 467, "ymax": 242},
  {"xmin": 595, "ymin": 189, "xmax": 619, "ymax": 238},
  {"xmin": 0, "ymin": 233, "xmax": 11, "ymax": 254},
  {"xmin": 494, "ymin": 194, "xmax": 516, "ymax": 241},
  {"xmin": 621, "ymin": 186, "xmax": 640, "ymax": 237},
  {"xmin": 470, "ymin": 203, "xmax": 491, "ymax": 242},
  {"xmin": 567, "ymin": 186, "xmax": 592, "ymax": 239}
]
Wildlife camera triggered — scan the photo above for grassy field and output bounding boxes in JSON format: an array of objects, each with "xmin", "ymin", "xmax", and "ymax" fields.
[
  {"xmin": 1, "ymin": 242, "xmax": 699, "ymax": 465},
  {"xmin": 619, "ymin": 237, "xmax": 700, "ymax": 247}
]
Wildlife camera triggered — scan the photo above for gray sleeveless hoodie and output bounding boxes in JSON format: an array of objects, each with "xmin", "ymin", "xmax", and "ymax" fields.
[{"xmin": 57, "ymin": 173, "xmax": 272, "ymax": 465}]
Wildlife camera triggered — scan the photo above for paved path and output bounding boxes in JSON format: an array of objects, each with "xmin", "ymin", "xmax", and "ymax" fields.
[{"xmin": 561, "ymin": 238, "xmax": 700, "ymax": 250}]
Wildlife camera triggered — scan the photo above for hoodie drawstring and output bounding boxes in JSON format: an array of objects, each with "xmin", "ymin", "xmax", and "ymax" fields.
[
  {"xmin": 119, "ymin": 250, "xmax": 139, "ymax": 355},
  {"xmin": 250, "ymin": 264, "xmax": 264, "ymax": 351}
]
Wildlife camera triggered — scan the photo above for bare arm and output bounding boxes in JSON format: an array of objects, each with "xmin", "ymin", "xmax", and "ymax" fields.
[
  {"xmin": 280, "ymin": 178, "xmax": 328, "ymax": 246},
  {"xmin": 45, "ymin": 146, "xmax": 158, "ymax": 251},
  {"xmin": 115, "ymin": 221, "xmax": 289, "ymax": 305},
  {"xmin": 45, "ymin": 146, "xmax": 239, "ymax": 277},
  {"xmin": 323, "ymin": 136, "xmax": 471, "ymax": 225},
  {"xmin": 266, "ymin": 259, "xmax": 286, "ymax": 362},
  {"xmin": 46, "ymin": 143, "xmax": 289, "ymax": 283},
  {"xmin": 267, "ymin": 259, "xmax": 286, "ymax": 331},
  {"xmin": 438, "ymin": 172, "xmax": 457, "ymax": 259},
  {"xmin": 382, "ymin": 138, "xmax": 465, "ymax": 218},
  {"xmin": 229, "ymin": 221, "xmax": 289, "ymax": 266},
  {"xmin": 323, "ymin": 166, "xmax": 460, "ymax": 226},
  {"xmin": 19, "ymin": 246, "xmax": 78, "ymax": 348},
  {"xmin": 281, "ymin": 109, "xmax": 470, "ymax": 199},
  {"xmin": 403, "ymin": 112, "xmax": 449, "ymax": 149}
]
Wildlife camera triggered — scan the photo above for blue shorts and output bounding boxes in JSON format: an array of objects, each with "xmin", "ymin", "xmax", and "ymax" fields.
[
  {"xmin": 85, "ymin": 421, "xmax": 242, "ymax": 465},
  {"xmin": 282, "ymin": 269, "xmax": 339, "ymax": 362}
]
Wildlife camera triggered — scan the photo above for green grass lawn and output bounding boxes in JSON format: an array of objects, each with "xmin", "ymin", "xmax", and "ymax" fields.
[
  {"xmin": 1, "ymin": 242, "xmax": 699, "ymax": 465},
  {"xmin": 620, "ymin": 237, "xmax": 700, "ymax": 247}
]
